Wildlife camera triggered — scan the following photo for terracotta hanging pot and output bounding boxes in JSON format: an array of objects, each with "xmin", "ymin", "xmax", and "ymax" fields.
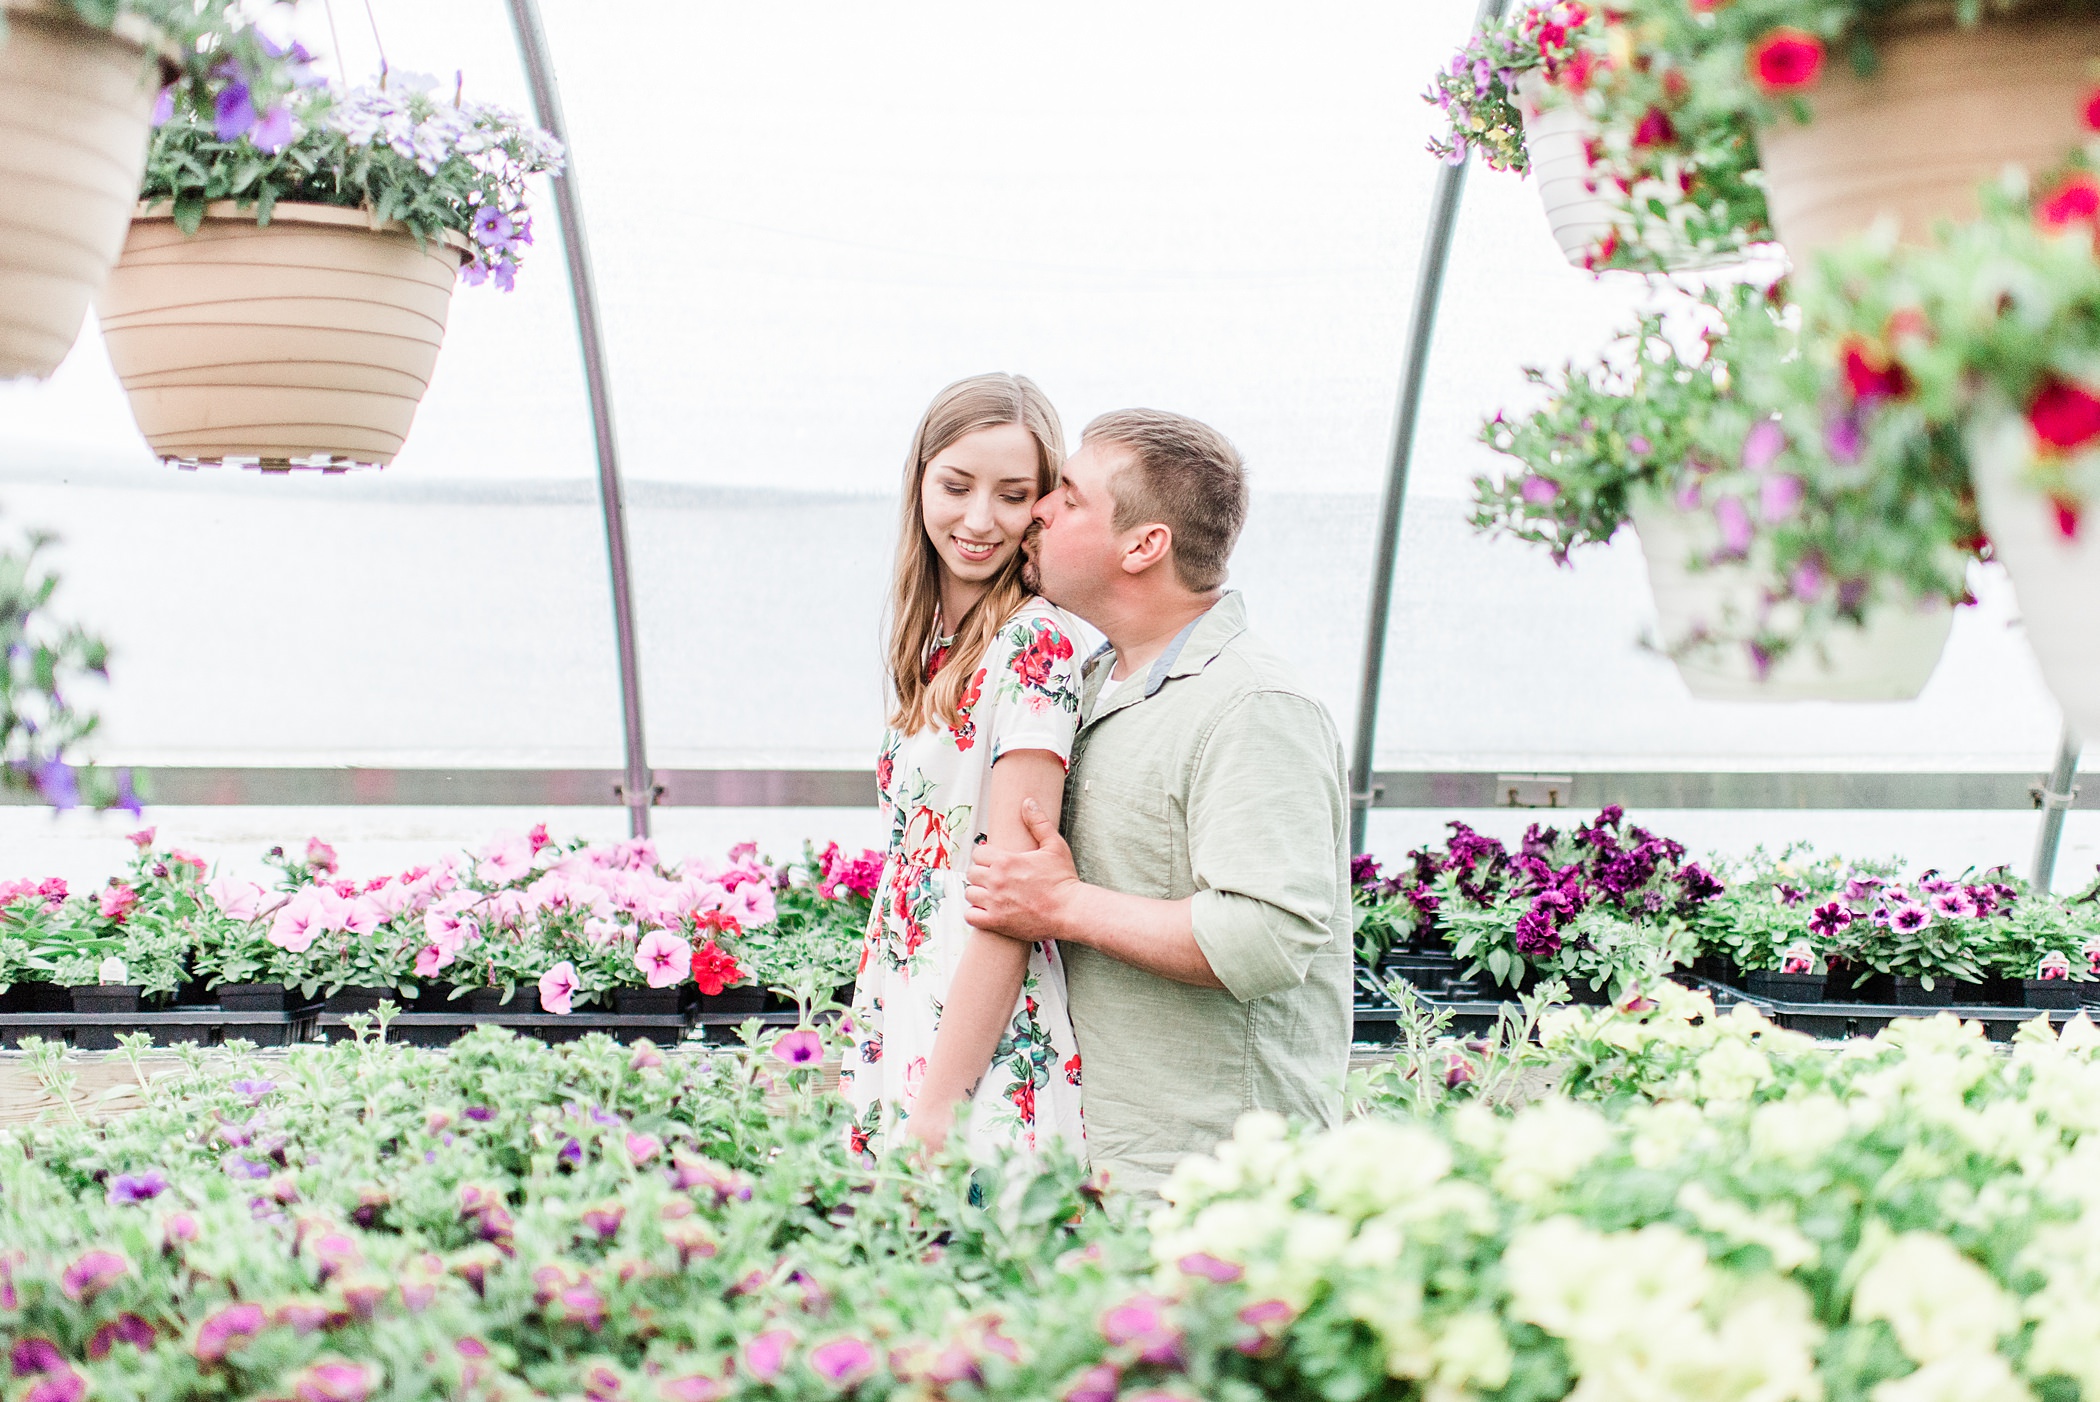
[
  {"xmin": 0, "ymin": 0, "xmax": 167, "ymax": 380},
  {"xmin": 1968, "ymin": 410, "xmax": 2100, "ymax": 739},
  {"xmin": 96, "ymin": 202, "xmax": 468, "ymax": 468},
  {"xmin": 1515, "ymin": 71, "xmax": 1740, "ymax": 272},
  {"xmin": 1629, "ymin": 494, "xmax": 1954, "ymax": 701},
  {"xmin": 1755, "ymin": 6, "xmax": 2099, "ymax": 254}
]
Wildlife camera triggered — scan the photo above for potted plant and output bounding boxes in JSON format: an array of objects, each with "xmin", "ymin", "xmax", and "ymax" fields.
[
  {"xmin": 100, "ymin": 74, "xmax": 562, "ymax": 468},
  {"xmin": 1620, "ymin": 0, "xmax": 2099, "ymax": 252},
  {"xmin": 4, "ymin": 870, "xmax": 187, "ymax": 1010},
  {"xmin": 1428, "ymin": 0, "xmax": 1768, "ymax": 270},
  {"xmin": 1476, "ymin": 282, "xmax": 1973, "ymax": 698},
  {"xmin": 0, "ymin": 0, "xmax": 296, "ymax": 379},
  {"xmin": 1691, "ymin": 845, "xmax": 1865, "ymax": 1000}
]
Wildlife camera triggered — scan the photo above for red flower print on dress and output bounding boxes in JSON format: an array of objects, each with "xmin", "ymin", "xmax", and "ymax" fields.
[
  {"xmin": 1009, "ymin": 1077, "xmax": 1036, "ymax": 1124},
  {"xmin": 949, "ymin": 668, "xmax": 986, "ymax": 750},
  {"xmin": 875, "ymin": 749, "xmax": 894, "ymax": 795},
  {"xmin": 1010, "ymin": 623, "xmax": 1074, "ymax": 690},
  {"xmin": 1064, "ymin": 1053, "xmax": 1082, "ymax": 1087}
]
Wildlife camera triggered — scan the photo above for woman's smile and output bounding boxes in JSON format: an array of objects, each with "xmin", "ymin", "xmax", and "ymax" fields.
[{"xmin": 951, "ymin": 535, "xmax": 1001, "ymax": 564}]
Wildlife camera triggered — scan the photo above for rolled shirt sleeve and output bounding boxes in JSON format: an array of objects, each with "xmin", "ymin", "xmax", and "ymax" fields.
[{"xmin": 1184, "ymin": 689, "xmax": 1348, "ymax": 1002}]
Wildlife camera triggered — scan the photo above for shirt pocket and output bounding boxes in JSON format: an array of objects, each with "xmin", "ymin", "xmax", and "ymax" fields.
[{"xmin": 1068, "ymin": 755, "xmax": 1182, "ymax": 897}]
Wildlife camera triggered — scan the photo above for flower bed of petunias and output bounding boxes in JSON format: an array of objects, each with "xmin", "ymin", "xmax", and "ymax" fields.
[
  {"xmin": 15, "ymin": 982, "xmax": 2100, "ymax": 1402},
  {"xmin": 1353, "ymin": 809, "xmax": 2100, "ymax": 1002},
  {"xmin": 1696, "ymin": 846, "xmax": 2100, "ymax": 993},
  {"xmin": 0, "ymin": 830, "xmax": 882, "ymax": 1013}
]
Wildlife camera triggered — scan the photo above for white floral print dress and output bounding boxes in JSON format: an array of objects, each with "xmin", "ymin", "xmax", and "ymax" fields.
[{"xmin": 839, "ymin": 596, "xmax": 1087, "ymax": 1160}]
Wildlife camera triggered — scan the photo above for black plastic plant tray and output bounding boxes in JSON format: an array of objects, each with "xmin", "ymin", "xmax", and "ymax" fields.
[
  {"xmin": 1683, "ymin": 975, "xmax": 2089, "ymax": 1043},
  {"xmin": 313, "ymin": 1010, "xmax": 693, "ymax": 1048},
  {"xmin": 0, "ymin": 1007, "xmax": 316, "ymax": 1051}
]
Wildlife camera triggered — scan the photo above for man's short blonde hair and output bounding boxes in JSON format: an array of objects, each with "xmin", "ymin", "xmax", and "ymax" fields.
[{"xmin": 1084, "ymin": 409, "xmax": 1247, "ymax": 592}]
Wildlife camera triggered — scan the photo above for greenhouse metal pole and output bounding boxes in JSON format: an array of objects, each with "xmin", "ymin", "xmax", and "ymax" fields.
[
  {"xmin": 1347, "ymin": 0, "xmax": 1507, "ymax": 856},
  {"xmin": 505, "ymin": 0, "xmax": 655, "ymax": 838},
  {"xmin": 2032, "ymin": 724, "xmax": 2082, "ymax": 890}
]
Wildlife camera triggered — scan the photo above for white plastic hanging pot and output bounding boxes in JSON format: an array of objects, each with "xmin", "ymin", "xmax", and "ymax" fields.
[
  {"xmin": 1514, "ymin": 70, "xmax": 1738, "ymax": 273},
  {"xmin": 96, "ymin": 202, "xmax": 468, "ymax": 468},
  {"xmin": 1968, "ymin": 409, "xmax": 2100, "ymax": 739},
  {"xmin": 1755, "ymin": 7, "xmax": 2100, "ymax": 254},
  {"xmin": 1628, "ymin": 493, "xmax": 1954, "ymax": 701},
  {"xmin": 0, "ymin": 0, "xmax": 167, "ymax": 380}
]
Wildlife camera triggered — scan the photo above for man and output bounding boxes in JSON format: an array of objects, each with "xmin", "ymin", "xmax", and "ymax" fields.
[{"xmin": 963, "ymin": 408, "xmax": 1352, "ymax": 1199}]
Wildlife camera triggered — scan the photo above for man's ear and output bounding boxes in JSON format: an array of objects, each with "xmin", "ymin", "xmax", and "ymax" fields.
[{"xmin": 1120, "ymin": 523, "xmax": 1174, "ymax": 576}]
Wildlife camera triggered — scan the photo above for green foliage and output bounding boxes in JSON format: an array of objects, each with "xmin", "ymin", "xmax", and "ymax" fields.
[{"xmin": 0, "ymin": 524, "xmax": 123, "ymax": 811}]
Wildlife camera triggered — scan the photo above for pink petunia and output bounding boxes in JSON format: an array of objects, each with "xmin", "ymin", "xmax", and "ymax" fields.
[
  {"xmin": 206, "ymin": 873, "xmax": 270, "ymax": 922},
  {"xmin": 809, "ymin": 1337, "xmax": 876, "ymax": 1387},
  {"xmin": 60, "ymin": 1249, "xmax": 129, "ymax": 1302},
  {"xmin": 742, "ymin": 1330, "xmax": 794, "ymax": 1382},
  {"xmin": 269, "ymin": 888, "xmax": 338, "ymax": 954},
  {"xmin": 538, "ymin": 962, "xmax": 580, "ymax": 1016},
  {"xmin": 634, "ymin": 929, "xmax": 692, "ymax": 989},
  {"xmin": 772, "ymin": 1029, "xmax": 825, "ymax": 1066},
  {"xmin": 193, "ymin": 1302, "xmax": 268, "ymax": 1363},
  {"xmin": 293, "ymin": 1362, "xmax": 376, "ymax": 1402}
]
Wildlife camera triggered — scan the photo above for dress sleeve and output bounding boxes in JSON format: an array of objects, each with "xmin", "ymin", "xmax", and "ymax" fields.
[{"xmin": 989, "ymin": 613, "xmax": 1083, "ymax": 768}]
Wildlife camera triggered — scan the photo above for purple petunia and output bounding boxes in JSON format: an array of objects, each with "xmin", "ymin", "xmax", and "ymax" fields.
[
  {"xmin": 471, "ymin": 205, "xmax": 515, "ymax": 249},
  {"xmin": 106, "ymin": 1170, "xmax": 168, "ymax": 1206},
  {"xmin": 214, "ymin": 82, "xmax": 258, "ymax": 143},
  {"xmin": 1887, "ymin": 902, "xmax": 1933, "ymax": 934}
]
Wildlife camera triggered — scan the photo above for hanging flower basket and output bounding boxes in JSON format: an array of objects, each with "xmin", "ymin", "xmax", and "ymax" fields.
[
  {"xmin": 1969, "ymin": 409, "xmax": 2100, "ymax": 740},
  {"xmin": 0, "ymin": 1, "xmax": 168, "ymax": 381},
  {"xmin": 1754, "ymin": 7, "xmax": 2099, "ymax": 254},
  {"xmin": 1629, "ymin": 495, "xmax": 1954, "ymax": 701},
  {"xmin": 96, "ymin": 203, "xmax": 469, "ymax": 468},
  {"xmin": 1514, "ymin": 71, "xmax": 1744, "ymax": 272}
]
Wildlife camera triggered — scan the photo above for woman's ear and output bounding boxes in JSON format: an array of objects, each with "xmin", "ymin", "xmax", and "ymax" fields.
[{"xmin": 1121, "ymin": 523, "xmax": 1174, "ymax": 575}]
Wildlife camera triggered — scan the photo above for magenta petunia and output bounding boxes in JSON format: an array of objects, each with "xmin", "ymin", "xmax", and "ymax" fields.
[
  {"xmin": 1176, "ymin": 1252, "xmax": 1243, "ymax": 1283},
  {"xmin": 60, "ymin": 1249, "xmax": 128, "ymax": 1302},
  {"xmin": 194, "ymin": 1302, "xmax": 268, "ymax": 1363},
  {"xmin": 742, "ymin": 1330, "xmax": 794, "ymax": 1382}
]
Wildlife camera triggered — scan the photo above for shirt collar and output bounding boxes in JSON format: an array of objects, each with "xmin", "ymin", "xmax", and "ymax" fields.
[{"xmin": 1082, "ymin": 592, "xmax": 1246, "ymax": 724}]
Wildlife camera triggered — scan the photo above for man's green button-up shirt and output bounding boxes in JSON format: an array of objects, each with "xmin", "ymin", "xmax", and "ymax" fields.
[{"xmin": 1060, "ymin": 591, "xmax": 1351, "ymax": 1200}]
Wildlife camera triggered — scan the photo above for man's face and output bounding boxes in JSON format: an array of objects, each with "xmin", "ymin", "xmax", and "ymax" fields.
[{"xmin": 1026, "ymin": 440, "xmax": 1128, "ymax": 616}]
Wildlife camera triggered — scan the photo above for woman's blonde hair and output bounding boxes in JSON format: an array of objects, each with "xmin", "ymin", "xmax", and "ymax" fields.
[{"xmin": 886, "ymin": 372, "xmax": 1064, "ymax": 734}]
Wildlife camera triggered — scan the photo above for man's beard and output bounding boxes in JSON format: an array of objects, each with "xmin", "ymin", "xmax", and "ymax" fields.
[{"xmin": 1020, "ymin": 523, "xmax": 1044, "ymax": 594}]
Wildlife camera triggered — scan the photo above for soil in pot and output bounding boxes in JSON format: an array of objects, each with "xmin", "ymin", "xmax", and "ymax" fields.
[
  {"xmin": 70, "ymin": 985, "xmax": 142, "ymax": 1014},
  {"xmin": 1743, "ymin": 970, "xmax": 1828, "ymax": 1002}
]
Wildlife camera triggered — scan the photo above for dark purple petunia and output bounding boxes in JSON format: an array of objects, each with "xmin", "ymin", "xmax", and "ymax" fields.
[
  {"xmin": 1677, "ymin": 864, "xmax": 1724, "ymax": 904},
  {"xmin": 1513, "ymin": 907, "xmax": 1561, "ymax": 959},
  {"xmin": 1350, "ymin": 854, "xmax": 1382, "ymax": 890},
  {"xmin": 1808, "ymin": 902, "xmax": 1852, "ymax": 939},
  {"xmin": 464, "ymin": 1105, "xmax": 495, "ymax": 1122},
  {"xmin": 1888, "ymin": 902, "xmax": 1933, "ymax": 934},
  {"xmin": 226, "ymin": 1155, "xmax": 270, "ymax": 1180},
  {"xmin": 13, "ymin": 1339, "xmax": 63, "ymax": 1378},
  {"xmin": 1776, "ymin": 885, "xmax": 1807, "ymax": 907}
]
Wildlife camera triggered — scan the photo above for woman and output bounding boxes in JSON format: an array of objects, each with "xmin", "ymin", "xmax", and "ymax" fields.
[{"xmin": 839, "ymin": 373, "xmax": 1086, "ymax": 1159}]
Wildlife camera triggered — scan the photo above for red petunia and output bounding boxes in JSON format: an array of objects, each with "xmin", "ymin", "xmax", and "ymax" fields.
[
  {"xmin": 1841, "ymin": 338, "xmax": 1909, "ymax": 404},
  {"xmin": 2085, "ymin": 87, "xmax": 2100, "ymax": 132},
  {"xmin": 2030, "ymin": 376, "xmax": 2100, "ymax": 452},
  {"xmin": 2037, "ymin": 172, "xmax": 2100, "ymax": 233},
  {"xmin": 1632, "ymin": 106, "xmax": 1676, "ymax": 147},
  {"xmin": 1749, "ymin": 28, "xmax": 1824, "ymax": 95},
  {"xmin": 1559, "ymin": 47, "xmax": 1601, "ymax": 92},
  {"xmin": 690, "ymin": 940, "xmax": 744, "ymax": 997}
]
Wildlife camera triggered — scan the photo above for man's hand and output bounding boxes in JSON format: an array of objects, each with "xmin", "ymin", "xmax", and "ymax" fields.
[{"xmin": 964, "ymin": 797, "xmax": 1082, "ymax": 944}]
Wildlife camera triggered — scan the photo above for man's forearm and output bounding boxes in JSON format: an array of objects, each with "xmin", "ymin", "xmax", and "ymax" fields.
[{"xmin": 1050, "ymin": 883, "xmax": 1224, "ymax": 991}]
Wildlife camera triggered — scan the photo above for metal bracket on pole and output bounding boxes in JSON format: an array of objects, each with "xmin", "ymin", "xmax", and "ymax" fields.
[
  {"xmin": 1347, "ymin": 0, "xmax": 1510, "ymax": 856},
  {"xmin": 2032, "ymin": 724, "xmax": 2083, "ymax": 891},
  {"xmin": 504, "ymin": 0, "xmax": 655, "ymax": 838}
]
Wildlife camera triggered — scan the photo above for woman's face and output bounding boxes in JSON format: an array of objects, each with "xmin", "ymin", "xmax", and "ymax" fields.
[{"xmin": 919, "ymin": 421, "xmax": 1042, "ymax": 593}]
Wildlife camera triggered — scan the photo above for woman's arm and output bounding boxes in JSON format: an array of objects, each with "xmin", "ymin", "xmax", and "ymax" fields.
[{"xmin": 907, "ymin": 748, "xmax": 1068, "ymax": 1149}]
